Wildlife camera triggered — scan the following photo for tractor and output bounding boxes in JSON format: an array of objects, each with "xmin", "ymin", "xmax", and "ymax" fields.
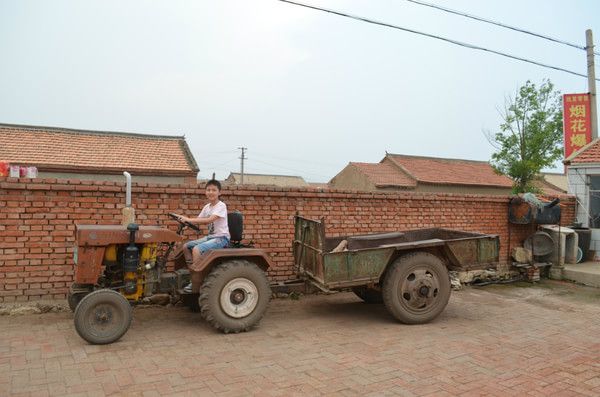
[{"xmin": 68, "ymin": 173, "xmax": 272, "ymax": 344}]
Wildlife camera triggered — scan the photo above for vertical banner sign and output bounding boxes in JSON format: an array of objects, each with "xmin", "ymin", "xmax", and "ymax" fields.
[{"xmin": 563, "ymin": 93, "xmax": 592, "ymax": 159}]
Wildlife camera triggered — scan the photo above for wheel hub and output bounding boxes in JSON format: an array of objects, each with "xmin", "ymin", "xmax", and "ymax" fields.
[
  {"xmin": 399, "ymin": 268, "xmax": 441, "ymax": 312},
  {"xmin": 94, "ymin": 307, "xmax": 113, "ymax": 324},
  {"xmin": 220, "ymin": 278, "xmax": 258, "ymax": 319},
  {"xmin": 230, "ymin": 289, "xmax": 246, "ymax": 305}
]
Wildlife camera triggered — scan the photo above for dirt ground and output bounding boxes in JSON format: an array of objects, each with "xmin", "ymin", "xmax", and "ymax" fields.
[{"xmin": 1, "ymin": 280, "xmax": 600, "ymax": 396}]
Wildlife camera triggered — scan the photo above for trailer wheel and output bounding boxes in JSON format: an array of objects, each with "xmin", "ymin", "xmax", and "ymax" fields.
[
  {"xmin": 199, "ymin": 260, "xmax": 270, "ymax": 333},
  {"xmin": 352, "ymin": 287, "xmax": 383, "ymax": 304},
  {"xmin": 382, "ymin": 252, "xmax": 450, "ymax": 324},
  {"xmin": 74, "ymin": 289, "xmax": 132, "ymax": 345}
]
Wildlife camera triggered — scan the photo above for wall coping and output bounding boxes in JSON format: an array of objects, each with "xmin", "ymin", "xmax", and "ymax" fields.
[{"xmin": 0, "ymin": 176, "xmax": 575, "ymax": 203}]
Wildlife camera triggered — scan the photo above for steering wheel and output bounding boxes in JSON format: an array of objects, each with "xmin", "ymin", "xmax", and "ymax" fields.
[{"xmin": 168, "ymin": 213, "xmax": 201, "ymax": 232}]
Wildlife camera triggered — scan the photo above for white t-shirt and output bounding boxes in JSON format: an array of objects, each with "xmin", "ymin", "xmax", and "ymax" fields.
[{"xmin": 198, "ymin": 201, "xmax": 230, "ymax": 239}]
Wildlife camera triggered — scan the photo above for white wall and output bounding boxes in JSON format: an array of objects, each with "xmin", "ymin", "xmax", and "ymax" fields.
[{"xmin": 567, "ymin": 164, "xmax": 600, "ymax": 258}]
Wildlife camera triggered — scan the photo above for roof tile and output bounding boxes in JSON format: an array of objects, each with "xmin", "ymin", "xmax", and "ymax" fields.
[
  {"xmin": 386, "ymin": 154, "xmax": 513, "ymax": 188},
  {"xmin": 350, "ymin": 162, "xmax": 416, "ymax": 187},
  {"xmin": 0, "ymin": 124, "xmax": 198, "ymax": 176},
  {"xmin": 567, "ymin": 138, "xmax": 600, "ymax": 164}
]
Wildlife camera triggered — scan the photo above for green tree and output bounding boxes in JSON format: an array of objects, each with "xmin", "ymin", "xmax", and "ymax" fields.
[{"xmin": 488, "ymin": 79, "xmax": 563, "ymax": 193}]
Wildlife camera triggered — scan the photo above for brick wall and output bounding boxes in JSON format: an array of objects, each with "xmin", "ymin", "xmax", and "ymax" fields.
[{"xmin": 0, "ymin": 178, "xmax": 575, "ymax": 302}]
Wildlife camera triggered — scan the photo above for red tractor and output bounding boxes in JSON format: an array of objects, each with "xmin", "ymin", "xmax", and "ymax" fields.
[{"xmin": 69, "ymin": 174, "xmax": 272, "ymax": 344}]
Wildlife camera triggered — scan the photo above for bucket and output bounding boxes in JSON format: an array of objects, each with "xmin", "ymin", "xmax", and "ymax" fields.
[
  {"xmin": 9, "ymin": 165, "xmax": 20, "ymax": 178},
  {"xmin": 0, "ymin": 161, "xmax": 8, "ymax": 177},
  {"xmin": 572, "ymin": 227, "xmax": 591, "ymax": 261}
]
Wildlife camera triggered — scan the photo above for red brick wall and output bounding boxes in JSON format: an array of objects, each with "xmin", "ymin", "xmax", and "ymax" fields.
[{"xmin": 0, "ymin": 178, "xmax": 575, "ymax": 302}]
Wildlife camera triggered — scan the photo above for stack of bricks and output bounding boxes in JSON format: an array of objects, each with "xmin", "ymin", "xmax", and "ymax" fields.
[{"xmin": 0, "ymin": 177, "xmax": 575, "ymax": 302}]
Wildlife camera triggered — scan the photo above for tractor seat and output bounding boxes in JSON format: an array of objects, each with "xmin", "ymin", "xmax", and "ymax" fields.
[{"xmin": 227, "ymin": 211, "xmax": 243, "ymax": 246}]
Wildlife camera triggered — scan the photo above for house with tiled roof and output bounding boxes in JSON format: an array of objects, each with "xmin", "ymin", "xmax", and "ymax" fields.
[
  {"xmin": 224, "ymin": 172, "xmax": 309, "ymax": 187},
  {"xmin": 329, "ymin": 153, "xmax": 513, "ymax": 195},
  {"xmin": 328, "ymin": 161, "xmax": 417, "ymax": 191},
  {"xmin": 532, "ymin": 173, "xmax": 567, "ymax": 196},
  {"xmin": 564, "ymin": 138, "xmax": 600, "ymax": 229},
  {"xmin": 0, "ymin": 123, "xmax": 199, "ymax": 184}
]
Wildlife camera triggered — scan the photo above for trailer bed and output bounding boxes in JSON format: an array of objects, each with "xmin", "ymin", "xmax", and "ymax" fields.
[{"xmin": 293, "ymin": 216, "xmax": 499, "ymax": 290}]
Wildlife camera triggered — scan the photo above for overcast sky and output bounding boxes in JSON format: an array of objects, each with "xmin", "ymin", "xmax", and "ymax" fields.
[{"xmin": 1, "ymin": 1, "xmax": 599, "ymax": 182}]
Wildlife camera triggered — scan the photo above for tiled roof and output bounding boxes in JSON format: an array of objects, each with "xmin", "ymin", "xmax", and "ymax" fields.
[
  {"xmin": 226, "ymin": 173, "xmax": 309, "ymax": 187},
  {"xmin": 385, "ymin": 154, "xmax": 513, "ymax": 188},
  {"xmin": 0, "ymin": 124, "xmax": 198, "ymax": 176},
  {"xmin": 565, "ymin": 138, "xmax": 600, "ymax": 164},
  {"xmin": 350, "ymin": 162, "xmax": 416, "ymax": 187}
]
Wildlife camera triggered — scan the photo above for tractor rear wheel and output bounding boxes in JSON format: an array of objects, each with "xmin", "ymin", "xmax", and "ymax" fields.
[
  {"xmin": 352, "ymin": 287, "xmax": 383, "ymax": 304},
  {"xmin": 382, "ymin": 252, "xmax": 450, "ymax": 324},
  {"xmin": 199, "ymin": 260, "xmax": 270, "ymax": 333},
  {"xmin": 74, "ymin": 289, "xmax": 132, "ymax": 345}
]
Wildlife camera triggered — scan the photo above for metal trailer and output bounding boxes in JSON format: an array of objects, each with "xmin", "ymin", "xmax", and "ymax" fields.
[{"xmin": 293, "ymin": 216, "xmax": 499, "ymax": 324}]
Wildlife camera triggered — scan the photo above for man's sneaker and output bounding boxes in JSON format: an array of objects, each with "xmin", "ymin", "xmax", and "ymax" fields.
[{"xmin": 183, "ymin": 282, "xmax": 193, "ymax": 293}]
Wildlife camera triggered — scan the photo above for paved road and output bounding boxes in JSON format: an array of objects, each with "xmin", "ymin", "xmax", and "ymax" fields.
[{"xmin": 2, "ymin": 281, "xmax": 600, "ymax": 396}]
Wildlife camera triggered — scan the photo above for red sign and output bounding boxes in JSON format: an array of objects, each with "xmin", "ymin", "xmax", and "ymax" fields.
[{"xmin": 563, "ymin": 93, "xmax": 592, "ymax": 159}]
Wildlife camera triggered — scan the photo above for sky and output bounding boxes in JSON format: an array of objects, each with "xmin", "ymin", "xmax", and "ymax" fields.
[{"xmin": 1, "ymin": 0, "xmax": 599, "ymax": 182}]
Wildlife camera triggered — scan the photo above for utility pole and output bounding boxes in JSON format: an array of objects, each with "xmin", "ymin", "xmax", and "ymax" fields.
[
  {"xmin": 587, "ymin": 29, "xmax": 598, "ymax": 140},
  {"xmin": 238, "ymin": 147, "xmax": 247, "ymax": 184}
]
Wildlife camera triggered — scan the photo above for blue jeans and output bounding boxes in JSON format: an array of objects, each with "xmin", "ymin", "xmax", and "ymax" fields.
[{"xmin": 185, "ymin": 236, "xmax": 229, "ymax": 254}]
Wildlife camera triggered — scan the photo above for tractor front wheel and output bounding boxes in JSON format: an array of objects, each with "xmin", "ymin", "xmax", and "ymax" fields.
[
  {"xmin": 199, "ymin": 260, "xmax": 270, "ymax": 333},
  {"xmin": 74, "ymin": 289, "xmax": 132, "ymax": 345}
]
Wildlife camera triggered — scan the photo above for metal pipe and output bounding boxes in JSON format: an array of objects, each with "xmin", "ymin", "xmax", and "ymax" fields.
[{"xmin": 123, "ymin": 171, "xmax": 131, "ymax": 207}]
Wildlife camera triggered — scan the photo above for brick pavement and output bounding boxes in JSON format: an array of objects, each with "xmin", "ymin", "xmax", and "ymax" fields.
[{"xmin": 1, "ymin": 280, "xmax": 600, "ymax": 396}]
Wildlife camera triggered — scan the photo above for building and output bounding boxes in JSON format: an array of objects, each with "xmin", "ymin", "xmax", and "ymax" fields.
[
  {"xmin": 225, "ymin": 172, "xmax": 309, "ymax": 187},
  {"xmin": 0, "ymin": 123, "xmax": 199, "ymax": 184},
  {"xmin": 533, "ymin": 172, "xmax": 568, "ymax": 196},
  {"xmin": 565, "ymin": 138, "xmax": 600, "ymax": 228},
  {"xmin": 329, "ymin": 153, "xmax": 513, "ymax": 195},
  {"xmin": 564, "ymin": 138, "xmax": 600, "ymax": 259}
]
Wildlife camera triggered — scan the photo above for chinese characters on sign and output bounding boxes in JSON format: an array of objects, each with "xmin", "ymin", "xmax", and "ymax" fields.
[{"xmin": 563, "ymin": 93, "xmax": 592, "ymax": 159}]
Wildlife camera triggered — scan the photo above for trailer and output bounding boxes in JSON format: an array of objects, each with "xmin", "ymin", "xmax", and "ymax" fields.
[{"xmin": 293, "ymin": 216, "xmax": 499, "ymax": 323}]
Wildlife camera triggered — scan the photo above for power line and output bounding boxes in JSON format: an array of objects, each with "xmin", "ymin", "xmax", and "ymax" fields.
[
  {"xmin": 403, "ymin": 0, "xmax": 600, "ymax": 56},
  {"xmin": 277, "ymin": 0, "xmax": 599, "ymax": 81}
]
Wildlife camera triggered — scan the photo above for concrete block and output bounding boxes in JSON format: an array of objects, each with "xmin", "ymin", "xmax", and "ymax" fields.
[{"xmin": 512, "ymin": 247, "xmax": 532, "ymax": 263}]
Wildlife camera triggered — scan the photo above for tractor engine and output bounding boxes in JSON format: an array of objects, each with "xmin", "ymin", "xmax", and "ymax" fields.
[{"xmin": 96, "ymin": 225, "xmax": 160, "ymax": 301}]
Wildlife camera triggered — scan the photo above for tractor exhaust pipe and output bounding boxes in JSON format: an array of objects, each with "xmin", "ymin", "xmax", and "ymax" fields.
[
  {"xmin": 123, "ymin": 171, "xmax": 132, "ymax": 207},
  {"xmin": 121, "ymin": 171, "xmax": 136, "ymax": 226}
]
